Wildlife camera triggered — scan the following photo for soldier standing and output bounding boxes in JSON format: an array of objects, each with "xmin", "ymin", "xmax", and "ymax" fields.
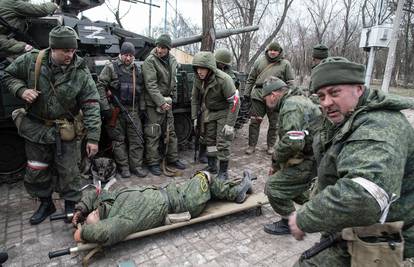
[
  {"xmin": 142, "ymin": 33, "xmax": 186, "ymax": 176},
  {"xmin": 260, "ymin": 77, "xmax": 320, "ymax": 235},
  {"xmin": 243, "ymin": 42, "xmax": 295, "ymax": 155},
  {"xmin": 3, "ymin": 26, "xmax": 101, "ymax": 224},
  {"xmin": 97, "ymin": 42, "xmax": 148, "ymax": 178},
  {"xmin": 191, "ymin": 51, "xmax": 240, "ymax": 180},
  {"xmin": 289, "ymin": 57, "xmax": 414, "ymax": 266},
  {"xmin": 0, "ymin": 0, "xmax": 58, "ymax": 56}
]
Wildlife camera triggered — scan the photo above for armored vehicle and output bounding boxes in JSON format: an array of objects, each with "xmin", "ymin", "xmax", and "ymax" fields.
[{"xmin": 0, "ymin": 0, "xmax": 257, "ymax": 177}]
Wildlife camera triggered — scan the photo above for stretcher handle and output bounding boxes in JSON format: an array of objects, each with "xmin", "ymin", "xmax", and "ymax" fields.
[
  {"xmin": 48, "ymin": 248, "xmax": 70, "ymax": 258},
  {"xmin": 50, "ymin": 213, "xmax": 73, "ymax": 221}
]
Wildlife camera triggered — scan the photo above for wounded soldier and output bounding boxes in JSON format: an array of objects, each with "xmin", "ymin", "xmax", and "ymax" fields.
[{"xmin": 72, "ymin": 170, "xmax": 253, "ymax": 246}]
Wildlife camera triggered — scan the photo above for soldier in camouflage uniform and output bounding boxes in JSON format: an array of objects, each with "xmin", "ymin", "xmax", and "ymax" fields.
[
  {"xmin": 97, "ymin": 42, "xmax": 148, "ymax": 178},
  {"xmin": 0, "ymin": 0, "xmax": 58, "ymax": 56},
  {"xmin": 192, "ymin": 51, "xmax": 240, "ymax": 180},
  {"xmin": 72, "ymin": 170, "xmax": 253, "ymax": 246},
  {"xmin": 289, "ymin": 57, "xmax": 414, "ymax": 266},
  {"xmin": 3, "ymin": 26, "xmax": 101, "ymax": 225},
  {"xmin": 308, "ymin": 44, "xmax": 329, "ymax": 104},
  {"xmin": 142, "ymin": 33, "xmax": 186, "ymax": 176},
  {"xmin": 259, "ymin": 77, "xmax": 320, "ymax": 235},
  {"xmin": 243, "ymin": 42, "xmax": 295, "ymax": 155}
]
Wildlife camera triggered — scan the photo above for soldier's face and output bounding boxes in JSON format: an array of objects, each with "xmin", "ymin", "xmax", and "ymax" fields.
[
  {"xmin": 196, "ymin": 67, "xmax": 210, "ymax": 80},
  {"xmin": 156, "ymin": 45, "xmax": 169, "ymax": 57},
  {"xmin": 51, "ymin": 48, "xmax": 76, "ymax": 66},
  {"xmin": 312, "ymin": 58, "xmax": 322, "ymax": 67},
  {"xmin": 120, "ymin": 53, "xmax": 134, "ymax": 66},
  {"xmin": 86, "ymin": 209, "xmax": 100, "ymax": 225},
  {"xmin": 264, "ymin": 90, "xmax": 284, "ymax": 109},
  {"xmin": 267, "ymin": 50, "xmax": 280, "ymax": 59},
  {"xmin": 317, "ymin": 84, "xmax": 364, "ymax": 124}
]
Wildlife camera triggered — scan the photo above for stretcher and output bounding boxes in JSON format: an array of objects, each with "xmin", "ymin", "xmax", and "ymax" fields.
[{"xmin": 48, "ymin": 192, "xmax": 269, "ymax": 263}]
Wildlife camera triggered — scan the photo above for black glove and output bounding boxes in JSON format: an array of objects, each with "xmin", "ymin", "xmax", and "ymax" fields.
[{"xmin": 102, "ymin": 109, "xmax": 112, "ymax": 121}]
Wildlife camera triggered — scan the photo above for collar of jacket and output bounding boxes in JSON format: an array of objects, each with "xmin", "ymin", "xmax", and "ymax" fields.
[
  {"xmin": 151, "ymin": 48, "xmax": 170, "ymax": 65},
  {"xmin": 115, "ymin": 56, "xmax": 134, "ymax": 70}
]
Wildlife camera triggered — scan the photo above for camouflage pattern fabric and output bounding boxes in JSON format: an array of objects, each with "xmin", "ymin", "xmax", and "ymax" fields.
[
  {"xmin": 78, "ymin": 174, "xmax": 245, "ymax": 246},
  {"xmin": 0, "ymin": 0, "xmax": 57, "ymax": 54},
  {"xmin": 295, "ymin": 88, "xmax": 414, "ymax": 265},
  {"xmin": 265, "ymin": 88, "xmax": 321, "ymax": 216},
  {"xmin": 248, "ymin": 99, "xmax": 278, "ymax": 147}
]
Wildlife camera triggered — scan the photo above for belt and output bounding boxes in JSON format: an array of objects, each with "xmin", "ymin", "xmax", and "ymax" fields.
[
  {"xmin": 26, "ymin": 113, "xmax": 72, "ymax": 126},
  {"xmin": 159, "ymin": 187, "xmax": 172, "ymax": 212}
]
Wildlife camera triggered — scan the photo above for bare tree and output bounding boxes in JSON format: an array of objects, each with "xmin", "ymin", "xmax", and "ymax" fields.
[
  {"xmin": 306, "ymin": 0, "xmax": 341, "ymax": 43},
  {"xmin": 201, "ymin": 0, "xmax": 215, "ymax": 51},
  {"xmin": 105, "ymin": 0, "xmax": 132, "ymax": 29}
]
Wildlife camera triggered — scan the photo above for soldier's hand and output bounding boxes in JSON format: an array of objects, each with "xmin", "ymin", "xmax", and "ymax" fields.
[
  {"xmin": 24, "ymin": 44, "xmax": 33, "ymax": 52},
  {"xmin": 73, "ymin": 228, "xmax": 83, "ymax": 242},
  {"xmin": 160, "ymin": 103, "xmax": 171, "ymax": 111},
  {"xmin": 289, "ymin": 212, "xmax": 306, "ymax": 241},
  {"xmin": 21, "ymin": 89, "xmax": 40, "ymax": 103},
  {"xmin": 72, "ymin": 211, "xmax": 83, "ymax": 227},
  {"xmin": 86, "ymin": 143, "xmax": 99, "ymax": 158},
  {"xmin": 268, "ymin": 166, "xmax": 276, "ymax": 176}
]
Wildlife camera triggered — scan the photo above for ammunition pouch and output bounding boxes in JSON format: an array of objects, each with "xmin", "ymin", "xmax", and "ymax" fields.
[
  {"xmin": 342, "ymin": 221, "xmax": 404, "ymax": 267},
  {"xmin": 56, "ymin": 112, "xmax": 85, "ymax": 141},
  {"xmin": 144, "ymin": 123, "xmax": 161, "ymax": 138}
]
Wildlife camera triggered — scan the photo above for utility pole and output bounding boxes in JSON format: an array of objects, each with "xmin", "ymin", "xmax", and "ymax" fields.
[
  {"xmin": 149, "ymin": 0, "xmax": 152, "ymax": 37},
  {"xmin": 122, "ymin": 0, "xmax": 159, "ymax": 36},
  {"xmin": 164, "ymin": 0, "xmax": 168, "ymax": 32},
  {"xmin": 381, "ymin": 0, "xmax": 406, "ymax": 92}
]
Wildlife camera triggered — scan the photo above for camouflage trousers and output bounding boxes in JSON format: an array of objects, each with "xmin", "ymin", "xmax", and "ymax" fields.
[
  {"xmin": 24, "ymin": 139, "xmax": 81, "ymax": 201},
  {"xmin": 106, "ymin": 106, "xmax": 144, "ymax": 170},
  {"xmin": 204, "ymin": 117, "xmax": 234, "ymax": 161},
  {"xmin": 265, "ymin": 159, "xmax": 314, "ymax": 217},
  {"xmin": 248, "ymin": 99, "xmax": 278, "ymax": 147},
  {"xmin": 144, "ymin": 107, "xmax": 178, "ymax": 165}
]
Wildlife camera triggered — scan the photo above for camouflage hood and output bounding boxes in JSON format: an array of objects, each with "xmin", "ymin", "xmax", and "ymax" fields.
[
  {"xmin": 359, "ymin": 87, "xmax": 414, "ymax": 112},
  {"xmin": 192, "ymin": 51, "xmax": 217, "ymax": 73}
]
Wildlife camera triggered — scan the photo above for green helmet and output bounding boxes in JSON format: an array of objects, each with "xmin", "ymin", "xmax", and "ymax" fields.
[{"xmin": 214, "ymin": 48, "xmax": 232, "ymax": 66}]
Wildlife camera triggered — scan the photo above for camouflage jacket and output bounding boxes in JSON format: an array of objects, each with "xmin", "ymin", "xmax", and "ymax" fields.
[
  {"xmin": 244, "ymin": 54, "xmax": 295, "ymax": 101},
  {"xmin": 296, "ymin": 88, "xmax": 414, "ymax": 258},
  {"xmin": 0, "ymin": 0, "xmax": 57, "ymax": 54},
  {"xmin": 191, "ymin": 53, "xmax": 240, "ymax": 126},
  {"xmin": 271, "ymin": 87, "xmax": 321, "ymax": 169},
  {"xmin": 142, "ymin": 48, "xmax": 177, "ymax": 107},
  {"xmin": 3, "ymin": 48, "xmax": 101, "ymax": 143}
]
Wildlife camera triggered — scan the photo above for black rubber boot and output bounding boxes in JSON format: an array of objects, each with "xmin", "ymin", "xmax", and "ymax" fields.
[
  {"xmin": 29, "ymin": 197, "xmax": 56, "ymax": 225},
  {"xmin": 64, "ymin": 200, "xmax": 76, "ymax": 223},
  {"xmin": 0, "ymin": 251, "xmax": 8, "ymax": 265},
  {"xmin": 198, "ymin": 144, "xmax": 208, "ymax": 164},
  {"xmin": 263, "ymin": 218, "xmax": 291, "ymax": 235},
  {"xmin": 148, "ymin": 164, "xmax": 161, "ymax": 176},
  {"xmin": 203, "ymin": 157, "xmax": 217, "ymax": 174},
  {"xmin": 217, "ymin": 160, "xmax": 229, "ymax": 180},
  {"xmin": 235, "ymin": 170, "xmax": 253, "ymax": 203}
]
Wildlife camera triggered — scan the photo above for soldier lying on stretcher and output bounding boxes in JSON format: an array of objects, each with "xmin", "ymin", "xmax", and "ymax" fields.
[{"xmin": 71, "ymin": 170, "xmax": 253, "ymax": 246}]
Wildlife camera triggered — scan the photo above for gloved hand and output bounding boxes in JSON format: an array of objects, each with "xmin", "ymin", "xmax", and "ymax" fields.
[{"xmin": 222, "ymin": 125, "xmax": 234, "ymax": 138}]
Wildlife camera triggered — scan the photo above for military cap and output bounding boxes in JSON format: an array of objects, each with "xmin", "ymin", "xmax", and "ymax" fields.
[
  {"xmin": 155, "ymin": 34, "xmax": 172, "ymax": 49},
  {"xmin": 262, "ymin": 76, "xmax": 288, "ymax": 98},
  {"xmin": 312, "ymin": 44, "xmax": 329, "ymax": 59},
  {"xmin": 266, "ymin": 42, "xmax": 282, "ymax": 52},
  {"xmin": 311, "ymin": 57, "xmax": 365, "ymax": 93},
  {"xmin": 120, "ymin": 42, "xmax": 135, "ymax": 55},
  {"xmin": 49, "ymin": 25, "xmax": 78, "ymax": 49}
]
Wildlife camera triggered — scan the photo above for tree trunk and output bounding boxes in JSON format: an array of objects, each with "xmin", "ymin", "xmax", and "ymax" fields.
[{"xmin": 201, "ymin": 0, "xmax": 216, "ymax": 51}]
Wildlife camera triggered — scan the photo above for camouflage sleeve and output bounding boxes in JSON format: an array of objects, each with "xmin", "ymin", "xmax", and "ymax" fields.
[
  {"xmin": 222, "ymin": 79, "xmax": 239, "ymax": 127},
  {"xmin": 77, "ymin": 70, "xmax": 102, "ymax": 144},
  {"xmin": 191, "ymin": 83, "xmax": 199, "ymax": 121},
  {"xmin": 142, "ymin": 58, "xmax": 166, "ymax": 107},
  {"xmin": 272, "ymin": 104, "xmax": 306, "ymax": 167},
  {"xmin": 243, "ymin": 60, "xmax": 259, "ymax": 97},
  {"xmin": 3, "ymin": 52, "xmax": 33, "ymax": 98},
  {"xmin": 0, "ymin": 35, "xmax": 26, "ymax": 54},
  {"xmin": 284, "ymin": 60, "xmax": 295, "ymax": 86},
  {"xmin": 96, "ymin": 63, "xmax": 115, "ymax": 111},
  {"xmin": 13, "ymin": 1, "xmax": 57, "ymax": 17},
  {"xmin": 75, "ymin": 190, "xmax": 99, "ymax": 214},
  {"xmin": 296, "ymin": 113, "xmax": 407, "ymax": 233}
]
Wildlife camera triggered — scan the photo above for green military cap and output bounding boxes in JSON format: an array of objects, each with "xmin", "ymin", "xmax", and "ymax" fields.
[
  {"xmin": 215, "ymin": 48, "xmax": 232, "ymax": 65},
  {"xmin": 262, "ymin": 76, "xmax": 288, "ymax": 97},
  {"xmin": 266, "ymin": 42, "xmax": 282, "ymax": 52},
  {"xmin": 312, "ymin": 44, "xmax": 329, "ymax": 59},
  {"xmin": 311, "ymin": 57, "xmax": 365, "ymax": 93},
  {"xmin": 155, "ymin": 34, "xmax": 172, "ymax": 49},
  {"xmin": 49, "ymin": 25, "xmax": 78, "ymax": 49}
]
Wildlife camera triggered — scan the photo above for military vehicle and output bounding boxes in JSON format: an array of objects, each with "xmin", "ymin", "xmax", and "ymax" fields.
[{"xmin": 0, "ymin": 0, "xmax": 257, "ymax": 179}]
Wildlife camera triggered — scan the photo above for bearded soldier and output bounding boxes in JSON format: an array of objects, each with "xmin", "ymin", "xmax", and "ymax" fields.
[
  {"xmin": 260, "ymin": 77, "xmax": 320, "ymax": 235},
  {"xmin": 97, "ymin": 42, "xmax": 148, "ymax": 178},
  {"xmin": 243, "ymin": 42, "xmax": 295, "ymax": 155},
  {"xmin": 142, "ymin": 33, "xmax": 186, "ymax": 176},
  {"xmin": 3, "ymin": 26, "xmax": 101, "ymax": 224},
  {"xmin": 191, "ymin": 51, "xmax": 240, "ymax": 180},
  {"xmin": 289, "ymin": 57, "xmax": 414, "ymax": 266}
]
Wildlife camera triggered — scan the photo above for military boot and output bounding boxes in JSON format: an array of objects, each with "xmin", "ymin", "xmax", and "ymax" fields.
[
  {"xmin": 203, "ymin": 157, "xmax": 218, "ymax": 174},
  {"xmin": 64, "ymin": 200, "xmax": 76, "ymax": 223},
  {"xmin": 263, "ymin": 218, "xmax": 291, "ymax": 235},
  {"xmin": 245, "ymin": 146, "xmax": 256, "ymax": 155},
  {"xmin": 120, "ymin": 167, "xmax": 131, "ymax": 178},
  {"xmin": 132, "ymin": 166, "xmax": 149, "ymax": 178},
  {"xmin": 235, "ymin": 170, "xmax": 253, "ymax": 203},
  {"xmin": 198, "ymin": 144, "xmax": 208, "ymax": 164},
  {"xmin": 148, "ymin": 164, "xmax": 161, "ymax": 176},
  {"xmin": 217, "ymin": 160, "xmax": 229, "ymax": 180},
  {"xmin": 29, "ymin": 197, "xmax": 56, "ymax": 225}
]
